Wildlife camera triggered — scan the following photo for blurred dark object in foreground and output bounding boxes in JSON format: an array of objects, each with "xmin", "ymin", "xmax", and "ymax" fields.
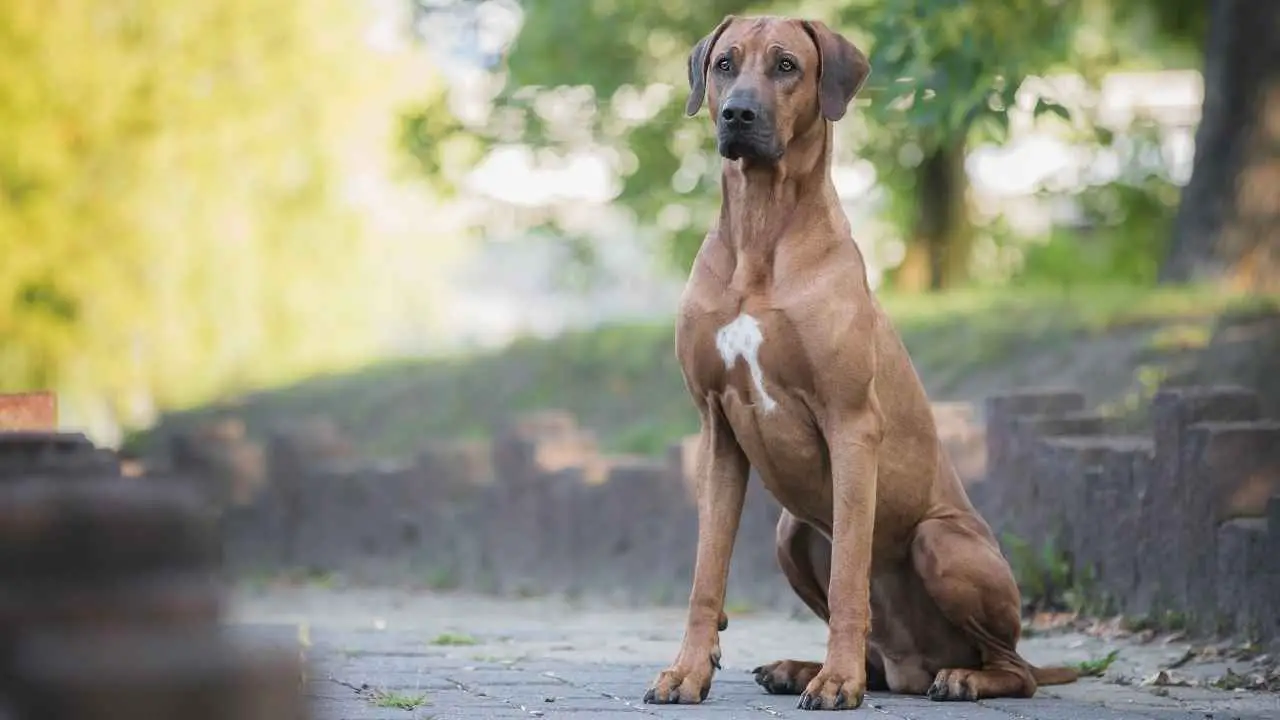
[{"xmin": 0, "ymin": 397, "xmax": 309, "ymax": 720}]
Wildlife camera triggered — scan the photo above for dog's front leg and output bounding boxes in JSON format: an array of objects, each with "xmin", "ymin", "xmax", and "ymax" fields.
[
  {"xmin": 799, "ymin": 407, "xmax": 881, "ymax": 711},
  {"xmin": 644, "ymin": 403, "xmax": 748, "ymax": 705}
]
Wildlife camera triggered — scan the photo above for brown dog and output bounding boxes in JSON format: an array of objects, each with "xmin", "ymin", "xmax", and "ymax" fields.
[{"xmin": 642, "ymin": 16, "xmax": 1079, "ymax": 711}]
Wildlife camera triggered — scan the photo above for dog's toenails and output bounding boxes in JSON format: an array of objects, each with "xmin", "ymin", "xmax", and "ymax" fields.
[{"xmin": 927, "ymin": 675, "xmax": 975, "ymax": 702}]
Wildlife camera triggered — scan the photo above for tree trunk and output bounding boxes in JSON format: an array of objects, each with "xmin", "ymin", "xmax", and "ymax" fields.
[
  {"xmin": 897, "ymin": 139, "xmax": 972, "ymax": 293},
  {"xmin": 1161, "ymin": 0, "xmax": 1280, "ymax": 291},
  {"xmin": 894, "ymin": 243, "xmax": 933, "ymax": 293}
]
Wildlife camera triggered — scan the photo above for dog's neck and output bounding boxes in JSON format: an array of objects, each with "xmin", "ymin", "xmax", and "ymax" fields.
[{"xmin": 717, "ymin": 118, "xmax": 837, "ymax": 266}]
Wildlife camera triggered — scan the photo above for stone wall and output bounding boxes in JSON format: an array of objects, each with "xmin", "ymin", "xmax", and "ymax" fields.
[
  {"xmin": 974, "ymin": 386, "xmax": 1280, "ymax": 642},
  {"xmin": 187, "ymin": 384, "xmax": 1280, "ymax": 643},
  {"xmin": 201, "ymin": 406, "xmax": 983, "ymax": 612},
  {"xmin": 213, "ymin": 413, "xmax": 795, "ymax": 609}
]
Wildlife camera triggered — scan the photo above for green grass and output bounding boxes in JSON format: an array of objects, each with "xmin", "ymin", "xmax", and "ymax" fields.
[
  {"xmin": 430, "ymin": 632, "xmax": 479, "ymax": 647},
  {"xmin": 369, "ymin": 690, "xmax": 429, "ymax": 710},
  {"xmin": 878, "ymin": 283, "xmax": 1272, "ymax": 330},
  {"xmin": 1075, "ymin": 649, "xmax": 1121, "ymax": 678},
  {"xmin": 130, "ymin": 283, "xmax": 1278, "ymax": 461}
]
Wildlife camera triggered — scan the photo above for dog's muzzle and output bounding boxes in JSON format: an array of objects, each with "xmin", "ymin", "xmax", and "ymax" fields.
[{"xmin": 716, "ymin": 96, "xmax": 781, "ymax": 162}]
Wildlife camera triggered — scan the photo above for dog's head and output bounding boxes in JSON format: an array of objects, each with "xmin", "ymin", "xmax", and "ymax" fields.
[{"xmin": 685, "ymin": 16, "xmax": 871, "ymax": 164}]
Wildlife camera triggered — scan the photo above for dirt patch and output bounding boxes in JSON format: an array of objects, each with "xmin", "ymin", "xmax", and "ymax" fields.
[
  {"xmin": 926, "ymin": 325, "xmax": 1160, "ymax": 411},
  {"xmin": 1166, "ymin": 309, "xmax": 1280, "ymax": 417}
]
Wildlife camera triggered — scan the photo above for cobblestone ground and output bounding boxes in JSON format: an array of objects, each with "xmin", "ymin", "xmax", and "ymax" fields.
[{"xmin": 227, "ymin": 586, "xmax": 1280, "ymax": 720}]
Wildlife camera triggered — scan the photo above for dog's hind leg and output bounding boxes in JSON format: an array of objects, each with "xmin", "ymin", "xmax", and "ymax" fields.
[
  {"xmin": 752, "ymin": 511, "xmax": 888, "ymax": 695},
  {"xmin": 910, "ymin": 517, "xmax": 1040, "ymax": 701}
]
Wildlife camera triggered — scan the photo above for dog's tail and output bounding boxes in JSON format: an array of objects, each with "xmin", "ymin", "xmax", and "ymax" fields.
[{"xmin": 1032, "ymin": 665, "xmax": 1080, "ymax": 686}]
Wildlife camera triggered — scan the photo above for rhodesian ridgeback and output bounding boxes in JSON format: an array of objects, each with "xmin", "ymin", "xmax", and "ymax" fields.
[{"xmin": 642, "ymin": 15, "xmax": 1079, "ymax": 711}]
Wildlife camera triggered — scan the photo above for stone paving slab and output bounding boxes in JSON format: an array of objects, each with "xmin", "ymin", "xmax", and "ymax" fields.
[{"xmin": 226, "ymin": 586, "xmax": 1280, "ymax": 720}]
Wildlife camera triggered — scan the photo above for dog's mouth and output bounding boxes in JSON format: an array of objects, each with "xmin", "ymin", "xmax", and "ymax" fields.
[{"xmin": 717, "ymin": 131, "xmax": 782, "ymax": 163}]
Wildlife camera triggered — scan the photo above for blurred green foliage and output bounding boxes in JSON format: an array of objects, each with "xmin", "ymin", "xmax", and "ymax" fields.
[
  {"xmin": 0, "ymin": 0, "xmax": 456, "ymax": 430},
  {"xmin": 1009, "ymin": 119, "xmax": 1182, "ymax": 287},
  {"xmin": 854, "ymin": 0, "xmax": 1079, "ymax": 290},
  {"xmin": 416, "ymin": 0, "xmax": 1206, "ymax": 292},
  {"xmin": 1, "ymin": 0, "xmax": 1228, "ymax": 439},
  {"xmin": 481, "ymin": 0, "xmax": 764, "ymax": 270},
  {"xmin": 1016, "ymin": 181, "xmax": 1179, "ymax": 287}
]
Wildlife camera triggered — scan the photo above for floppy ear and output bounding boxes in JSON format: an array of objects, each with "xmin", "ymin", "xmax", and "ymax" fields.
[
  {"xmin": 801, "ymin": 20, "xmax": 871, "ymax": 122},
  {"xmin": 685, "ymin": 15, "xmax": 735, "ymax": 117}
]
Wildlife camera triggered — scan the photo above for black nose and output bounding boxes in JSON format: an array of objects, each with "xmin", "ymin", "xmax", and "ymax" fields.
[{"xmin": 720, "ymin": 99, "xmax": 758, "ymax": 128}]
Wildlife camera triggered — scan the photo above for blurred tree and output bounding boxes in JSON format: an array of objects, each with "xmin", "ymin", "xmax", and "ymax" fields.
[
  {"xmin": 425, "ymin": 0, "xmax": 1087, "ymax": 291},
  {"xmin": 1157, "ymin": 0, "xmax": 1280, "ymax": 291},
  {"xmin": 480, "ymin": 0, "xmax": 765, "ymax": 271},
  {"xmin": 846, "ymin": 0, "xmax": 1079, "ymax": 291},
  {"xmin": 0, "ymin": 0, "xmax": 449, "ymax": 434}
]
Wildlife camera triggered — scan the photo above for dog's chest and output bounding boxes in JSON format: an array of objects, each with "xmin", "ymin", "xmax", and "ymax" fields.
[
  {"xmin": 712, "ymin": 313, "xmax": 778, "ymax": 412},
  {"xmin": 683, "ymin": 310, "xmax": 830, "ymax": 497},
  {"xmin": 683, "ymin": 308, "xmax": 813, "ymax": 411}
]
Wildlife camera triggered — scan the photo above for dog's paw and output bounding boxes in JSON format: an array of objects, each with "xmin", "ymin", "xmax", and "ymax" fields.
[
  {"xmin": 797, "ymin": 664, "xmax": 864, "ymax": 711},
  {"xmin": 752, "ymin": 659, "xmax": 822, "ymax": 695},
  {"xmin": 643, "ymin": 647, "xmax": 721, "ymax": 705},
  {"xmin": 926, "ymin": 669, "xmax": 980, "ymax": 702}
]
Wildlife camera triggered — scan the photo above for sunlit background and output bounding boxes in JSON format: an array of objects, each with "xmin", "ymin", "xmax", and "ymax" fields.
[{"xmin": 1, "ymin": 0, "xmax": 1275, "ymax": 453}]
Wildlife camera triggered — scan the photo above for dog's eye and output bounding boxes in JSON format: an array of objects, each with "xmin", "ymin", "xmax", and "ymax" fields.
[
  {"xmin": 777, "ymin": 57, "xmax": 796, "ymax": 73},
  {"xmin": 715, "ymin": 56, "xmax": 732, "ymax": 72}
]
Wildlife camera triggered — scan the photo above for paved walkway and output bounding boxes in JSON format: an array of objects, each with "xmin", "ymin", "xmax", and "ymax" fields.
[{"xmin": 227, "ymin": 586, "xmax": 1280, "ymax": 720}]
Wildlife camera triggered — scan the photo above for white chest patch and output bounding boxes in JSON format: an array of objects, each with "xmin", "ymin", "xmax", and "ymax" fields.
[{"xmin": 714, "ymin": 313, "xmax": 778, "ymax": 412}]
